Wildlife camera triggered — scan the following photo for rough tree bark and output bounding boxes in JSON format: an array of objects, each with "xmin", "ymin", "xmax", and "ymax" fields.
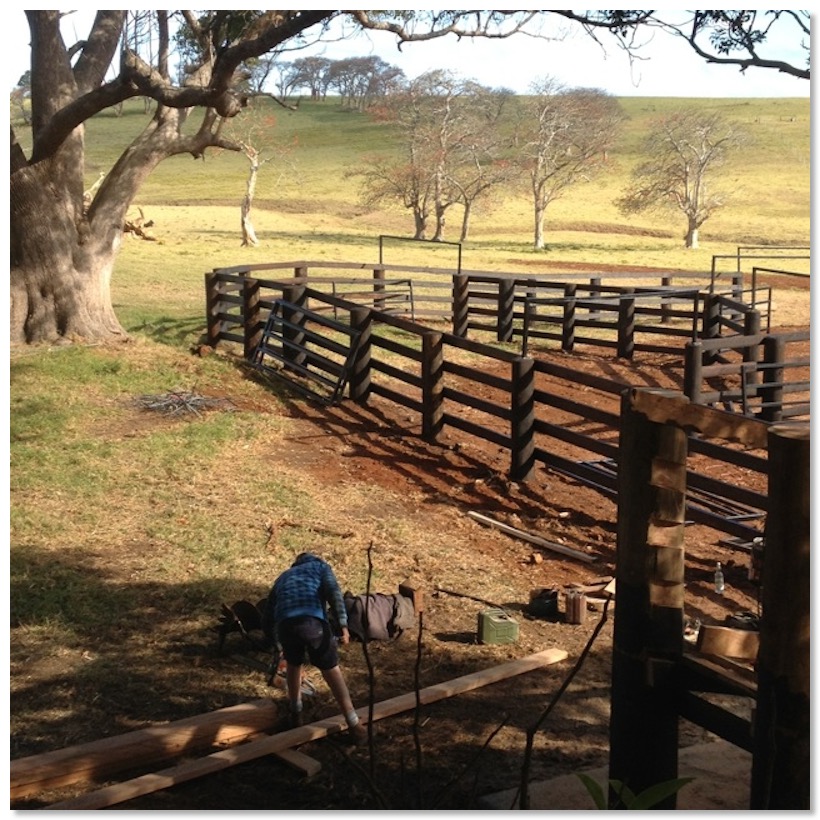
[{"xmin": 10, "ymin": 9, "xmax": 330, "ymax": 345}]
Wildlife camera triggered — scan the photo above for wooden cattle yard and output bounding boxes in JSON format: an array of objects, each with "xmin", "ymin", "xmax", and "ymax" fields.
[
  {"xmin": 199, "ymin": 257, "xmax": 809, "ymax": 809},
  {"xmin": 13, "ymin": 255, "xmax": 807, "ymax": 809}
]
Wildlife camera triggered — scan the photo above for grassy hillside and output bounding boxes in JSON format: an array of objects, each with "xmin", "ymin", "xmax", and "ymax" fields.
[{"xmin": 13, "ymin": 93, "xmax": 811, "ymax": 332}]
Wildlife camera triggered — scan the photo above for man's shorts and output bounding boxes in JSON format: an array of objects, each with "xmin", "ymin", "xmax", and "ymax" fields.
[{"xmin": 278, "ymin": 616, "xmax": 339, "ymax": 670}]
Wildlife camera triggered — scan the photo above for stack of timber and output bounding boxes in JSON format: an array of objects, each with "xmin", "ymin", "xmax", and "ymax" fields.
[{"xmin": 11, "ymin": 647, "xmax": 568, "ymax": 810}]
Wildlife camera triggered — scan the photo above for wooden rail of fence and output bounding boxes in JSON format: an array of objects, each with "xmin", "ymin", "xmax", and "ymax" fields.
[
  {"xmin": 684, "ymin": 328, "xmax": 810, "ymax": 422},
  {"xmin": 206, "ymin": 264, "xmax": 805, "ymax": 421},
  {"xmin": 207, "ymin": 262, "xmax": 762, "ymax": 359},
  {"xmin": 205, "ymin": 270, "xmax": 776, "ymax": 543}
]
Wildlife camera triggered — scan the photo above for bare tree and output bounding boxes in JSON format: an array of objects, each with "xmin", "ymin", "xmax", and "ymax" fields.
[
  {"xmin": 286, "ymin": 55, "xmax": 333, "ymax": 100},
  {"xmin": 359, "ymin": 71, "xmax": 515, "ymax": 242},
  {"xmin": 442, "ymin": 84, "xmax": 517, "ymax": 242},
  {"xmin": 517, "ymin": 79, "xmax": 624, "ymax": 249},
  {"xmin": 616, "ymin": 110, "xmax": 744, "ymax": 249}
]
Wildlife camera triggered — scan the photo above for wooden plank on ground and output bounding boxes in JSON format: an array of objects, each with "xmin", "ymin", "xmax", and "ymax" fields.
[
  {"xmin": 45, "ymin": 648, "xmax": 568, "ymax": 810},
  {"xmin": 272, "ymin": 749, "xmax": 322, "ymax": 777},
  {"xmin": 467, "ymin": 511, "xmax": 597, "ymax": 563},
  {"xmin": 10, "ymin": 698, "xmax": 279, "ymax": 801}
]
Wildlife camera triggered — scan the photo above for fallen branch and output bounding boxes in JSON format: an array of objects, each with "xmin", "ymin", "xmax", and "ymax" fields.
[
  {"xmin": 45, "ymin": 648, "xmax": 568, "ymax": 810},
  {"xmin": 467, "ymin": 511, "xmax": 598, "ymax": 564},
  {"xmin": 133, "ymin": 389, "xmax": 235, "ymax": 416},
  {"xmin": 435, "ymin": 586, "xmax": 504, "ymax": 610}
]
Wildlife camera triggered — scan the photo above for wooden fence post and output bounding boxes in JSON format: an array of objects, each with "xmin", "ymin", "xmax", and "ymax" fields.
[
  {"xmin": 608, "ymin": 388, "xmax": 687, "ymax": 808},
  {"xmin": 562, "ymin": 284, "xmax": 576, "ymax": 353},
  {"xmin": 510, "ymin": 357, "xmax": 535, "ymax": 481},
  {"xmin": 422, "ymin": 331, "xmax": 444, "ymax": 441},
  {"xmin": 661, "ymin": 275, "xmax": 672, "ymax": 324},
  {"xmin": 497, "ymin": 277, "xmax": 515, "ymax": 343},
  {"xmin": 589, "ymin": 276, "xmax": 602, "ymax": 320},
  {"xmin": 702, "ymin": 293, "xmax": 720, "ymax": 365},
  {"xmin": 452, "ymin": 274, "xmax": 469, "ymax": 338},
  {"xmin": 742, "ymin": 309, "xmax": 761, "ymax": 396},
  {"xmin": 281, "ymin": 284, "xmax": 307, "ymax": 370},
  {"xmin": 731, "ymin": 272, "xmax": 743, "ymax": 303},
  {"xmin": 682, "ymin": 341, "xmax": 703, "ymax": 405},
  {"xmin": 242, "ymin": 277, "xmax": 262, "ymax": 361},
  {"xmin": 348, "ymin": 306, "xmax": 372, "ymax": 403},
  {"xmin": 204, "ymin": 272, "xmax": 222, "ymax": 349},
  {"xmin": 760, "ymin": 335, "xmax": 785, "ymax": 422},
  {"xmin": 617, "ymin": 288, "xmax": 635, "ymax": 359},
  {"xmin": 750, "ymin": 423, "xmax": 810, "ymax": 809},
  {"xmin": 373, "ymin": 266, "xmax": 386, "ymax": 312}
]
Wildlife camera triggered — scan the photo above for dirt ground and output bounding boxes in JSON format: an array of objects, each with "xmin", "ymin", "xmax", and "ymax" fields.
[{"xmin": 12, "ymin": 335, "xmax": 782, "ymax": 811}]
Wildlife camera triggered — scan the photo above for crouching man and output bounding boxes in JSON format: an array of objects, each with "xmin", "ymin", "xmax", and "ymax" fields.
[{"xmin": 263, "ymin": 552, "xmax": 367, "ymax": 745}]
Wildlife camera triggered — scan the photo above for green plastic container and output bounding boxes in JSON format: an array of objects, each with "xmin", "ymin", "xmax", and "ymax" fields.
[{"xmin": 477, "ymin": 608, "xmax": 519, "ymax": 645}]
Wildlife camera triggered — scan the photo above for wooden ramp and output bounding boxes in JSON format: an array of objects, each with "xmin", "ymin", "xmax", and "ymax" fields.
[{"xmin": 39, "ymin": 648, "xmax": 568, "ymax": 810}]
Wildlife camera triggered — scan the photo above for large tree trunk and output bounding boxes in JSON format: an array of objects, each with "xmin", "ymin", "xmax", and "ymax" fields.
[
  {"xmin": 11, "ymin": 11, "xmax": 253, "ymax": 345},
  {"xmin": 10, "ymin": 140, "xmax": 127, "ymax": 344}
]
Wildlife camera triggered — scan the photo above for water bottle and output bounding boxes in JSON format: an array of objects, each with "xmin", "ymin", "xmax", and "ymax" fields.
[{"xmin": 714, "ymin": 562, "xmax": 725, "ymax": 595}]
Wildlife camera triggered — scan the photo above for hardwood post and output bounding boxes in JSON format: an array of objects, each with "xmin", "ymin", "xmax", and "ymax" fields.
[
  {"xmin": 589, "ymin": 276, "xmax": 602, "ymax": 320},
  {"xmin": 608, "ymin": 388, "xmax": 687, "ymax": 808},
  {"xmin": 742, "ymin": 309, "xmax": 761, "ymax": 397},
  {"xmin": 242, "ymin": 276, "xmax": 262, "ymax": 361},
  {"xmin": 204, "ymin": 272, "xmax": 223, "ymax": 349},
  {"xmin": 760, "ymin": 335, "xmax": 785, "ymax": 422},
  {"xmin": 510, "ymin": 356, "xmax": 535, "ymax": 481},
  {"xmin": 731, "ymin": 272, "xmax": 743, "ymax": 302},
  {"xmin": 617, "ymin": 288, "xmax": 635, "ymax": 359},
  {"xmin": 750, "ymin": 423, "xmax": 810, "ymax": 809},
  {"xmin": 281, "ymin": 284, "xmax": 307, "ymax": 370},
  {"xmin": 452, "ymin": 273, "xmax": 469, "ymax": 338},
  {"xmin": 562, "ymin": 283, "xmax": 576, "ymax": 353},
  {"xmin": 682, "ymin": 341, "xmax": 703, "ymax": 405},
  {"xmin": 522, "ymin": 288, "xmax": 536, "ymax": 356},
  {"xmin": 497, "ymin": 277, "xmax": 515, "ymax": 342},
  {"xmin": 349, "ymin": 306, "xmax": 372, "ymax": 403},
  {"xmin": 422, "ymin": 331, "xmax": 444, "ymax": 441},
  {"xmin": 373, "ymin": 266, "xmax": 386, "ymax": 311},
  {"xmin": 702, "ymin": 293, "xmax": 720, "ymax": 365},
  {"xmin": 661, "ymin": 275, "xmax": 672, "ymax": 324}
]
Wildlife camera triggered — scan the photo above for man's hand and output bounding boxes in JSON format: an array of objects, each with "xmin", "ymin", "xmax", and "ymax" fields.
[{"xmin": 339, "ymin": 627, "xmax": 350, "ymax": 645}]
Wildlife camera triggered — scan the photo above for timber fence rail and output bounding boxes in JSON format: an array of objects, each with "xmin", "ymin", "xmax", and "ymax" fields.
[
  {"xmin": 684, "ymin": 328, "xmax": 810, "ymax": 422},
  {"xmin": 208, "ymin": 262, "xmax": 761, "ymax": 360},
  {"xmin": 204, "ymin": 267, "xmax": 775, "ymax": 544}
]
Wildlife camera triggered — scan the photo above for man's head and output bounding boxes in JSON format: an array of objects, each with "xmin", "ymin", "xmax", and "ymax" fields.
[{"xmin": 293, "ymin": 551, "xmax": 321, "ymax": 567}]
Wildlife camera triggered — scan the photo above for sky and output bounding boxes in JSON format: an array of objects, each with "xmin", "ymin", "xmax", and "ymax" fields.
[{"xmin": 7, "ymin": 10, "xmax": 812, "ymax": 98}]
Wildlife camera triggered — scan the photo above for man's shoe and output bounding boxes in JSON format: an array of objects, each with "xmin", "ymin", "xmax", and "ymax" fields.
[{"xmin": 348, "ymin": 721, "xmax": 367, "ymax": 746}]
